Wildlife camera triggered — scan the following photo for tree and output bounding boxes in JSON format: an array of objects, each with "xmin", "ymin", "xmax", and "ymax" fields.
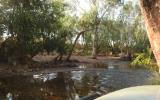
[
  {"xmin": 66, "ymin": 28, "xmax": 95, "ymax": 61},
  {"xmin": 139, "ymin": 0, "xmax": 160, "ymax": 73},
  {"xmin": 0, "ymin": 0, "xmax": 68, "ymax": 64},
  {"xmin": 76, "ymin": 0, "xmax": 99, "ymax": 59},
  {"xmin": 76, "ymin": 0, "xmax": 119, "ymax": 58}
]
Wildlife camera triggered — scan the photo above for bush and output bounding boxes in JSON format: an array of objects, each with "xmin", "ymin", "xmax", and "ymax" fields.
[
  {"xmin": 130, "ymin": 52, "xmax": 159, "ymax": 72},
  {"xmin": 130, "ymin": 53, "xmax": 151, "ymax": 69}
]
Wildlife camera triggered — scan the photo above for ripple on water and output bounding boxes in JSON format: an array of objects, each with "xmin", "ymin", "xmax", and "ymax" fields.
[{"xmin": 0, "ymin": 64, "xmax": 155, "ymax": 100}]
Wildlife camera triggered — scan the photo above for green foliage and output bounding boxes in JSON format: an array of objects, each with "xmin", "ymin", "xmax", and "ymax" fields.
[
  {"xmin": 131, "ymin": 53, "xmax": 151, "ymax": 68},
  {"xmin": 0, "ymin": 37, "xmax": 18, "ymax": 64},
  {"xmin": 0, "ymin": 0, "xmax": 73, "ymax": 64},
  {"xmin": 130, "ymin": 47, "xmax": 156, "ymax": 69},
  {"xmin": 0, "ymin": 0, "xmax": 152, "ymax": 64},
  {"xmin": 75, "ymin": 0, "xmax": 150, "ymax": 56}
]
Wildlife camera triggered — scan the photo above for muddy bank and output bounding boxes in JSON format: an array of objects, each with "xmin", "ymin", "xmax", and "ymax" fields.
[
  {"xmin": 0, "ymin": 56, "xmax": 130, "ymax": 76},
  {"xmin": 33, "ymin": 55, "xmax": 127, "ymax": 64}
]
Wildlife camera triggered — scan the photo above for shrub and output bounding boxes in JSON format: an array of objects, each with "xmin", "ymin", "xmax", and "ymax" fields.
[{"xmin": 130, "ymin": 53, "xmax": 151, "ymax": 69}]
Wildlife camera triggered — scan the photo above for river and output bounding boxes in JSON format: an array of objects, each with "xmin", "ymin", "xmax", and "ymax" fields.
[{"xmin": 0, "ymin": 62, "xmax": 156, "ymax": 100}]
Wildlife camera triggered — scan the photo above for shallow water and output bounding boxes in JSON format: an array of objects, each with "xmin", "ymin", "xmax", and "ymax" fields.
[{"xmin": 0, "ymin": 63, "xmax": 155, "ymax": 100}]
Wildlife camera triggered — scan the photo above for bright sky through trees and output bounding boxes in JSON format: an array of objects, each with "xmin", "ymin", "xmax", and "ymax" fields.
[{"xmin": 66, "ymin": 0, "xmax": 138, "ymax": 17}]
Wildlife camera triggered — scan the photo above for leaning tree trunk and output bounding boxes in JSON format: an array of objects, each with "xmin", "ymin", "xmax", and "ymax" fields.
[
  {"xmin": 66, "ymin": 29, "xmax": 96, "ymax": 61},
  {"xmin": 139, "ymin": 0, "xmax": 160, "ymax": 73},
  {"xmin": 66, "ymin": 31, "xmax": 85, "ymax": 61}
]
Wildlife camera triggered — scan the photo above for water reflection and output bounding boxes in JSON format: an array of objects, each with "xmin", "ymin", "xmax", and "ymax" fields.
[
  {"xmin": 39, "ymin": 72, "xmax": 78, "ymax": 100},
  {"xmin": 72, "ymin": 71, "xmax": 100, "ymax": 97},
  {"xmin": 78, "ymin": 63, "xmax": 108, "ymax": 69},
  {"xmin": 33, "ymin": 73, "xmax": 57, "ymax": 82},
  {"xmin": 0, "ymin": 64, "xmax": 153, "ymax": 100},
  {"xmin": 0, "ymin": 71, "xmax": 101, "ymax": 100}
]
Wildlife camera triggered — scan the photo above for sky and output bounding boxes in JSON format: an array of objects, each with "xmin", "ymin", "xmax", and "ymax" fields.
[{"xmin": 66, "ymin": 0, "xmax": 138, "ymax": 17}]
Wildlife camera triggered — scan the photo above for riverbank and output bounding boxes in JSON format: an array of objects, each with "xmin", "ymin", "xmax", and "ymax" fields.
[{"xmin": 0, "ymin": 56, "xmax": 130, "ymax": 76}]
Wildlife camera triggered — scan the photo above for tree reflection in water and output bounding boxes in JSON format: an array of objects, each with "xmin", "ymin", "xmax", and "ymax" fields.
[
  {"xmin": 73, "ymin": 71, "xmax": 100, "ymax": 97},
  {"xmin": 0, "ymin": 71, "xmax": 100, "ymax": 100},
  {"xmin": 40, "ymin": 72, "xmax": 79, "ymax": 100}
]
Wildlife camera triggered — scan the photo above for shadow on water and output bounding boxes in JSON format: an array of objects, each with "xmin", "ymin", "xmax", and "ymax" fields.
[{"xmin": 0, "ymin": 63, "xmax": 155, "ymax": 100}]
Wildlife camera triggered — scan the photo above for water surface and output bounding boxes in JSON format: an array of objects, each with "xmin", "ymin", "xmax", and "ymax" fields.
[{"xmin": 0, "ymin": 63, "xmax": 154, "ymax": 100}]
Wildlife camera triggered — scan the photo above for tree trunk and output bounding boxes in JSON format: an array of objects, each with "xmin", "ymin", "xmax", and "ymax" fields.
[
  {"xmin": 66, "ymin": 31, "xmax": 85, "ymax": 61},
  {"xmin": 66, "ymin": 28, "xmax": 96, "ymax": 61},
  {"xmin": 139, "ymin": 0, "xmax": 160, "ymax": 73},
  {"xmin": 92, "ymin": 26, "xmax": 98, "ymax": 59}
]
